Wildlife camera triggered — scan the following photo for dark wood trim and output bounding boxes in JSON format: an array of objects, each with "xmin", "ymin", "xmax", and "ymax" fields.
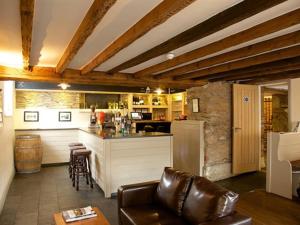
[
  {"xmin": 0, "ymin": 65, "xmax": 203, "ymax": 89},
  {"xmin": 174, "ymin": 45, "xmax": 300, "ymax": 80},
  {"xmin": 196, "ymin": 56, "xmax": 300, "ymax": 81},
  {"xmin": 135, "ymin": 8, "xmax": 300, "ymax": 77},
  {"xmin": 20, "ymin": 0, "xmax": 35, "ymax": 70},
  {"xmin": 155, "ymin": 30, "xmax": 300, "ymax": 79},
  {"xmin": 81, "ymin": 0, "xmax": 196, "ymax": 74},
  {"xmin": 108, "ymin": 0, "xmax": 286, "ymax": 73},
  {"xmin": 241, "ymin": 69, "xmax": 300, "ymax": 84},
  {"xmin": 56, "ymin": 0, "xmax": 117, "ymax": 73}
]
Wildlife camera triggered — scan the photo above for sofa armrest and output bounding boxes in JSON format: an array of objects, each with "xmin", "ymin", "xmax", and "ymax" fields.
[
  {"xmin": 118, "ymin": 180, "xmax": 159, "ymax": 208},
  {"xmin": 201, "ymin": 213, "xmax": 252, "ymax": 225}
]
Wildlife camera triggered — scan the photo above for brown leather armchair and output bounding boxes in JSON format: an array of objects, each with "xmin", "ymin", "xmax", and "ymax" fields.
[{"xmin": 118, "ymin": 167, "xmax": 251, "ymax": 225}]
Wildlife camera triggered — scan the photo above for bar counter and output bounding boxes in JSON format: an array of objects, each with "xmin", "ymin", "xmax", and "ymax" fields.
[{"xmin": 79, "ymin": 127, "xmax": 172, "ymax": 139}]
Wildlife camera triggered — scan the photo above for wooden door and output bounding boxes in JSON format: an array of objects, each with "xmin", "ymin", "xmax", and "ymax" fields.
[{"xmin": 233, "ymin": 84, "xmax": 260, "ymax": 174}]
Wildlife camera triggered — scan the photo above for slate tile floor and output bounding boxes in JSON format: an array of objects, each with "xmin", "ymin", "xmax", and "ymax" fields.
[
  {"xmin": 0, "ymin": 166, "xmax": 117, "ymax": 225},
  {"xmin": 0, "ymin": 166, "xmax": 266, "ymax": 225}
]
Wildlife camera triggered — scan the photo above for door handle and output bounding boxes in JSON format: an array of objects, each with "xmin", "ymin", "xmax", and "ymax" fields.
[{"xmin": 233, "ymin": 127, "xmax": 242, "ymax": 130}]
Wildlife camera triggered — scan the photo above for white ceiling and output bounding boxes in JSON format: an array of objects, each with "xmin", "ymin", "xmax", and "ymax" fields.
[{"xmin": 0, "ymin": 0, "xmax": 299, "ymax": 73}]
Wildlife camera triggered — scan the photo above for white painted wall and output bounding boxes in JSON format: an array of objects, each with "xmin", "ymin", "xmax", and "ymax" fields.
[
  {"xmin": 14, "ymin": 108, "xmax": 90, "ymax": 129},
  {"xmin": 288, "ymin": 78, "xmax": 300, "ymax": 131},
  {"xmin": 0, "ymin": 81, "xmax": 15, "ymax": 213}
]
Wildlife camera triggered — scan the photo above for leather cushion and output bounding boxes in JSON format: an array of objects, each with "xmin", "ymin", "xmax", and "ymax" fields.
[
  {"xmin": 182, "ymin": 176, "xmax": 239, "ymax": 224},
  {"xmin": 120, "ymin": 205, "xmax": 188, "ymax": 225},
  {"xmin": 155, "ymin": 167, "xmax": 192, "ymax": 215}
]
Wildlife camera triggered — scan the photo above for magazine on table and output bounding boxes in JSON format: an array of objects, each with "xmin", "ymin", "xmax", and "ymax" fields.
[{"xmin": 62, "ymin": 206, "xmax": 97, "ymax": 222}]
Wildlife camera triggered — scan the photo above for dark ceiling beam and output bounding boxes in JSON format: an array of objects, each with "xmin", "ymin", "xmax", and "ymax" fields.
[
  {"xmin": 81, "ymin": 0, "xmax": 197, "ymax": 74},
  {"xmin": 194, "ymin": 56, "xmax": 300, "ymax": 81},
  {"xmin": 56, "ymin": 0, "xmax": 117, "ymax": 73},
  {"xmin": 135, "ymin": 7, "xmax": 300, "ymax": 78},
  {"xmin": 20, "ymin": 0, "xmax": 35, "ymax": 70},
  {"xmin": 109, "ymin": 0, "xmax": 286, "ymax": 73},
  {"xmin": 155, "ymin": 30, "xmax": 300, "ymax": 79},
  {"xmin": 0, "ymin": 65, "xmax": 203, "ymax": 89},
  {"xmin": 174, "ymin": 45, "xmax": 300, "ymax": 80},
  {"xmin": 241, "ymin": 69, "xmax": 300, "ymax": 84}
]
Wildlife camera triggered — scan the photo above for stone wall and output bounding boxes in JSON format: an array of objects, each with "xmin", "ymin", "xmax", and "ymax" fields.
[
  {"xmin": 187, "ymin": 82, "xmax": 232, "ymax": 181},
  {"xmin": 16, "ymin": 91, "xmax": 80, "ymax": 109}
]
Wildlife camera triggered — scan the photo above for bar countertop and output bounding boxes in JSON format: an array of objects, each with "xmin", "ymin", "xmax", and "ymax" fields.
[{"xmin": 79, "ymin": 127, "xmax": 172, "ymax": 139}]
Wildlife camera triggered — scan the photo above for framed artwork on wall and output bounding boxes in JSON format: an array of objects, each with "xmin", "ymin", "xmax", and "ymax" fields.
[
  {"xmin": 59, "ymin": 111, "xmax": 71, "ymax": 122},
  {"xmin": 24, "ymin": 111, "xmax": 39, "ymax": 122},
  {"xmin": 192, "ymin": 98, "xmax": 199, "ymax": 113}
]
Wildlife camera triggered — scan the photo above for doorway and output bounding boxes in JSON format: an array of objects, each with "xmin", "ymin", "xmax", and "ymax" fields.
[{"xmin": 261, "ymin": 83, "xmax": 289, "ymax": 169}]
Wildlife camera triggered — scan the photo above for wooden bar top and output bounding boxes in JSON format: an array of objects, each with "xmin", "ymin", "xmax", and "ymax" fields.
[{"xmin": 53, "ymin": 207, "xmax": 110, "ymax": 225}]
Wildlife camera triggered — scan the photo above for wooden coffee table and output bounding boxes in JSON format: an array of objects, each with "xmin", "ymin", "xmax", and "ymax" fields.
[{"xmin": 53, "ymin": 207, "xmax": 110, "ymax": 225}]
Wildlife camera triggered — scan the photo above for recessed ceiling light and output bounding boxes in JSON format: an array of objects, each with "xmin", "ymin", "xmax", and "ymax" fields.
[{"xmin": 166, "ymin": 52, "xmax": 175, "ymax": 60}]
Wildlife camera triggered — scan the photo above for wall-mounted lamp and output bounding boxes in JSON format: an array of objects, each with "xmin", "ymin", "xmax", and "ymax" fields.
[
  {"xmin": 58, "ymin": 83, "xmax": 70, "ymax": 90},
  {"xmin": 3, "ymin": 81, "xmax": 14, "ymax": 116}
]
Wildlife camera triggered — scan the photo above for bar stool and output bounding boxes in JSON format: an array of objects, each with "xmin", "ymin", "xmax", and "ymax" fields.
[
  {"xmin": 72, "ymin": 150, "xmax": 93, "ymax": 191},
  {"xmin": 68, "ymin": 144, "xmax": 86, "ymax": 179}
]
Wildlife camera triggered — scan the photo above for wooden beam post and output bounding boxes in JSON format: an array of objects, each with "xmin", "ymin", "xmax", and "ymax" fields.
[
  {"xmin": 56, "ymin": 0, "xmax": 117, "ymax": 73},
  {"xmin": 80, "ymin": 0, "xmax": 196, "ymax": 74},
  {"xmin": 109, "ymin": 0, "xmax": 286, "ymax": 73},
  {"xmin": 174, "ymin": 45, "xmax": 300, "ymax": 80},
  {"xmin": 135, "ymin": 8, "xmax": 300, "ymax": 77},
  {"xmin": 155, "ymin": 30, "xmax": 300, "ymax": 79},
  {"xmin": 20, "ymin": 0, "xmax": 35, "ymax": 70}
]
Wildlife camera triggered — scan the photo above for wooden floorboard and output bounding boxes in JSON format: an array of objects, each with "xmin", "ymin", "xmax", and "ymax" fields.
[{"xmin": 237, "ymin": 189, "xmax": 300, "ymax": 225}]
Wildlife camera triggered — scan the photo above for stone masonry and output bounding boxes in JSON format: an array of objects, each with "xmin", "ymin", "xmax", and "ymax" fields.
[{"xmin": 187, "ymin": 82, "xmax": 232, "ymax": 181}]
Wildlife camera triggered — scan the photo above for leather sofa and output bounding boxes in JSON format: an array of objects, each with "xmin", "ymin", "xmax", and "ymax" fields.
[{"xmin": 118, "ymin": 167, "xmax": 251, "ymax": 225}]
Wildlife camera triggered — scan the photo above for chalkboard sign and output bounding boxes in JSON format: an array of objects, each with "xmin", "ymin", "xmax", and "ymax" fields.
[{"xmin": 84, "ymin": 93, "xmax": 120, "ymax": 109}]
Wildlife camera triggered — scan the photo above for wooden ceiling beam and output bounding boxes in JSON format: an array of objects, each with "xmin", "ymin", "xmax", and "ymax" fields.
[
  {"xmin": 211, "ymin": 63, "xmax": 300, "ymax": 82},
  {"xmin": 174, "ymin": 45, "xmax": 300, "ymax": 80},
  {"xmin": 135, "ymin": 8, "xmax": 300, "ymax": 78},
  {"xmin": 195, "ymin": 56, "xmax": 300, "ymax": 81},
  {"xmin": 241, "ymin": 70, "xmax": 300, "ymax": 84},
  {"xmin": 0, "ymin": 65, "xmax": 202, "ymax": 89},
  {"xmin": 56, "ymin": 0, "xmax": 117, "ymax": 73},
  {"xmin": 109, "ymin": 0, "xmax": 286, "ymax": 73},
  {"xmin": 155, "ymin": 30, "xmax": 300, "ymax": 79},
  {"xmin": 80, "ymin": 0, "xmax": 197, "ymax": 74},
  {"xmin": 20, "ymin": 0, "xmax": 35, "ymax": 70}
]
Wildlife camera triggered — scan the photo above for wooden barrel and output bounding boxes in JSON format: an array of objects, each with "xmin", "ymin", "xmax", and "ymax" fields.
[{"xmin": 15, "ymin": 135, "xmax": 43, "ymax": 173}]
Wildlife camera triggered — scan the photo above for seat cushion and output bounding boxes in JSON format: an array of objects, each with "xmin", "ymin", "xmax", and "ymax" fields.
[
  {"xmin": 155, "ymin": 167, "xmax": 192, "ymax": 215},
  {"xmin": 182, "ymin": 176, "xmax": 239, "ymax": 225},
  {"xmin": 120, "ymin": 205, "xmax": 188, "ymax": 225}
]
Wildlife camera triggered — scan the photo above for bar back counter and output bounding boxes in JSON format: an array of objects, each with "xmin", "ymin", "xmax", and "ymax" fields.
[{"xmin": 15, "ymin": 128, "xmax": 173, "ymax": 197}]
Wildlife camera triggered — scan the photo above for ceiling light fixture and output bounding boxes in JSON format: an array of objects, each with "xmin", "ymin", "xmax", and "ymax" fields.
[
  {"xmin": 58, "ymin": 82, "xmax": 70, "ymax": 90},
  {"xmin": 145, "ymin": 86, "xmax": 151, "ymax": 93},
  {"xmin": 154, "ymin": 88, "xmax": 164, "ymax": 95},
  {"xmin": 166, "ymin": 52, "xmax": 175, "ymax": 60}
]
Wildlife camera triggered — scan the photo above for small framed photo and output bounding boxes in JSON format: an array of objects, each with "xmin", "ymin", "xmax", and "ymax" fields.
[
  {"xmin": 192, "ymin": 98, "xmax": 199, "ymax": 113},
  {"xmin": 24, "ymin": 111, "xmax": 39, "ymax": 122},
  {"xmin": 59, "ymin": 111, "xmax": 71, "ymax": 122},
  {"xmin": 0, "ymin": 112, "xmax": 3, "ymax": 123}
]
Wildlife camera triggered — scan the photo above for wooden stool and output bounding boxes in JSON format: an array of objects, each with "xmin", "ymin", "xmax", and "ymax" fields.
[
  {"xmin": 68, "ymin": 144, "xmax": 86, "ymax": 179},
  {"xmin": 72, "ymin": 150, "xmax": 93, "ymax": 191}
]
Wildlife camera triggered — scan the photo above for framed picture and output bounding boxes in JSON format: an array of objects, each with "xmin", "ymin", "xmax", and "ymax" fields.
[
  {"xmin": 24, "ymin": 111, "xmax": 39, "ymax": 122},
  {"xmin": 192, "ymin": 98, "xmax": 199, "ymax": 113},
  {"xmin": 59, "ymin": 111, "xmax": 71, "ymax": 122},
  {"xmin": 0, "ymin": 112, "xmax": 3, "ymax": 123}
]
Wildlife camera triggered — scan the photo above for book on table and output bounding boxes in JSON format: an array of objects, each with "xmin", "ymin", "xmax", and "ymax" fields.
[{"xmin": 62, "ymin": 206, "xmax": 97, "ymax": 223}]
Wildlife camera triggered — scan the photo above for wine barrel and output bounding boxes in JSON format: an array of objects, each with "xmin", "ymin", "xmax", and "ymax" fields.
[{"xmin": 15, "ymin": 135, "xmax": 42, "ymax": 173}]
